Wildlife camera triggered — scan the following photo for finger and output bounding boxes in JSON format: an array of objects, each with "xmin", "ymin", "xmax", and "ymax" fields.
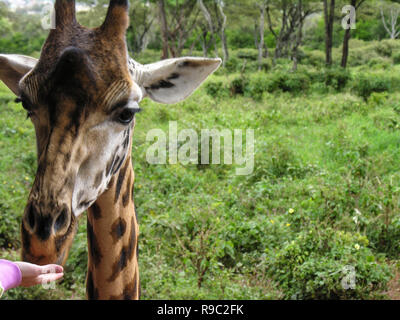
[
  {"xmin": 36, "ymin": 272, "xmax": 64, "ymax": 284},
  {"xmin": 39, "ymin": 264, "xmax": 64, "ymax": 274},
  {"xmin": 20, "ymin": 273, "xmax": 64, "ymax": 287}
]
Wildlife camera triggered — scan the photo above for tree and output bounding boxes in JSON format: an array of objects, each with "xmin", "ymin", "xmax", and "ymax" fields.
[
  {"xmin": 256, "ymin": 1, "xmax": 267, "ymax": 71},
  {"xmin": 380, "ymin": 1, "xmax": 400, "ymax": 39},
  {"xmin": 214, "ymin": 0, "xmax": 229, "ymax": 66},
  {"xmin": 128, "ymin": 1, "xmax": 156, "ymax": 53},
  {"xmin": 198, "ymin": 0, "xmax": 218, "ymax": 57},
  {"xmin": 266, "ymin": 0, "xmax": 317, "ymax": 66},
  {"xmin": 158, "ymin": 0, "xmax": 170, "ymax": 59},
  {"xmin": 323, "ymin": 0, "xmax": 335, "ymax": 66},
  {"xmin": 291, "ymin": 0, "xmax": 304, "ymax": 71},
  {"xmin": 341, "ymin": 0, "xmax": 366, "ymax": 68},
  {"xmin": 266, "ymin": 0, "xmax": 316, "ymax": 63},
  {"xmin": 157, "ymin": 0, "xmax": 200, "ymax": 59},
  {"xmin": 195, "ymin": 0, "xmax": 229, "ymax": 65}
]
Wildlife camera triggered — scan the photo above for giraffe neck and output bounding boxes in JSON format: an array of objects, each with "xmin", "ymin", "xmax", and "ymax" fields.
[{"xmin": 86, "ymin": 155, "xmax": 139, "ymax": 300}]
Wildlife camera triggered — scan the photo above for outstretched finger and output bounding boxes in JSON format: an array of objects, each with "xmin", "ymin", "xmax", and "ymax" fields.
[
  {"xmin": 39, "ymin": 264, "xmax": 64, "ymax": 274},
  {"xmin": 37, "ymin": 272, "xmax": 64, "ymax": 284}
]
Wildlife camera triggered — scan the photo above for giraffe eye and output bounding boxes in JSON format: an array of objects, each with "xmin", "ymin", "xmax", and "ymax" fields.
[{"xmin": 117, "ymin": 108, "xmax": 141, "ymax": 124}]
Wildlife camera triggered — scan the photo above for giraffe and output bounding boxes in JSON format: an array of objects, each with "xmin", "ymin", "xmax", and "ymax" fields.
[{"xmin": 0, "ymin": 0, "xmax": 221, "ymax": 300}]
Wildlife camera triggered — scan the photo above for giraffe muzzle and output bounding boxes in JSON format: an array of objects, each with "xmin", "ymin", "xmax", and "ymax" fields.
[{"xmin": 21, "ymin": 202, "xmax": 77, "ymax": 266}]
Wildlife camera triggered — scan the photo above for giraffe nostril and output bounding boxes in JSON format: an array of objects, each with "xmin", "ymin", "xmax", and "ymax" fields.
[{"xmin": 54, "ymin": 207, "xmax": 69, "ymax": 232}]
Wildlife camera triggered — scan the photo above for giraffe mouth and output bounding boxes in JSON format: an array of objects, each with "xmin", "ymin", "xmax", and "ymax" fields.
[
  {"xmin": 56, "ymin": 250, "xmax": 66, "ymax": 265},
  {"xmin": 21, "ymin": 211, "xmax": 77, "ymax": 266}
]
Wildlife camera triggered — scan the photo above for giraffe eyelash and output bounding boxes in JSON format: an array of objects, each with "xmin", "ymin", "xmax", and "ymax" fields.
[
  {"xmin": 15, "ymin": 97, "xmax": 32, "ymax": 110},
  {"xmin": 14, "ymin": 97, "xmax": 33, "ymax": 119},
  {"xmin": 15, "ymin": 98, "xmax": 34, "ymax": 119}
]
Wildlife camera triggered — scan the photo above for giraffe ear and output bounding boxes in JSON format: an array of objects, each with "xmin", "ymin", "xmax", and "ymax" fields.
[
  {"xmin": 0, "ymin": 54, "xmax": 38, "ymax": 96},
  {"xmin": 135, "ymin": 57, "xmax": 222, "ymax": 104}
]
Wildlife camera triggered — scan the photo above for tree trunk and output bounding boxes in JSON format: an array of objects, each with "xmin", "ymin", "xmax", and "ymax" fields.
[
  {"xmin": 266, "ymin": 4, "xmax": 277, "ymax": 64},
  {"xmin": 341, "ymin": 0, "xmax": 364, "ymax": 68},
  {"xmin": 292, "ymin": 0, "xmax": 303, "ymax": 72},
  {"xmin": 274, "ymin": 4, "xmax": 288, "ymax": 61},
  {"xmin": 258, "ymin": 4, "xmax": 266, "ymax": 71},
  {"xmin": 271, "ymin": 1, "xmax": 293, "ymax": 62},
  {"xmin": 158, "ymin": 0, "xmax": 169, "ymax": 59},
  {"xmin": 201, "ymin": 28, "xmax": 208, "ymax": 57},
  {"xmin": 263, "ymin": 43, "xmax": 268, "ymax": 58},
  {"xmin": 341, "ymin": 27, "xmax": 351, "ymax": 68},
  {"xmin": 254, "ymin": 21, "xmax": 259, "ymax": 48},
  {"xmin": 198, "ymin": 0, "xmax": 217, "ymax": 57},
  {"xmin": 323, "ymin": 0, "xmax": 335, "ymax": 66},
  {"xmin": 216, "ymin": 1, "xmax": 229, "ymax": 67},
  {"xmin": 189, "ymin": 32, "xmax": 201, "ymax": 55}
]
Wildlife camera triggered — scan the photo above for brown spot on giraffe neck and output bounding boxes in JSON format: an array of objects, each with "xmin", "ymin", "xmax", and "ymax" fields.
[
  {"xmin": 86, "ymin": 270, "xmax": 99, "ymax": 300},
  {"xmin": 108, "ymin": 216, "xmax": 136, "ymax": 282},
  {"xmin": 121, "ymin": 171, "xmax": 132, "ymax": 207},
  {"xmin": 86, "ymin": 155, "xmax": 139, "ymax": 300},
  {"xmin": 114, "ymin": 160, "xmax": 129, "ymax": 203},
  {"xmin": 111, "ymin": 217, "xmax": 127, "ymax": 243},
  {"xmin": 87, "ymin": 218, "xmax": 103, "ymax": 267}
]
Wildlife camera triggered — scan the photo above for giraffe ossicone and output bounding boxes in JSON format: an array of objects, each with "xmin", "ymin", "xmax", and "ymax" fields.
[{"xmin": 0, "ymin": 0, "xmax": 220, "ymax": 300}]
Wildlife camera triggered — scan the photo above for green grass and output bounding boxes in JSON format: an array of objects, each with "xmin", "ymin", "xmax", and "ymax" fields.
[{"xmin": 1, "ymin": 57, "xmax": 400, "ymax": 299}]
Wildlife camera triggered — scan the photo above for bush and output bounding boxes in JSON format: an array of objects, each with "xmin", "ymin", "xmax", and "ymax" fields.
[
  {"xmin": 244, "ymin": 73, "xmax": 271, "ymax": 100},
  {"xmin": 352, "ymin": 75, "xmax": 391, "ymax": 101},
  {"xmin": 302, "ymin": 50, "xmax": 326, "ymax": 67},
  {"xmin": 205, "ymin": 80, "xmax": 227, "ymax": 99},
  {"xmin": 339, "ymin": 39, "xmax": 380, "ymax": 67},
  {"xmin": 368, "ymin": 57, "xmax": 391, "ymax": 69},
  {"xmin": 392, "ymin": 52, "xmax": 400, "ymax": 64},
  {"xmin": 246, "ymin": 59, "xmax": 272, "ymax": 73},
  {"xmin": 236, "ymin": 48, "xmax": 258, "ymax": 61},
  {"xmin": 224, "ymin": 56, "xmax": 241, "ymax": 73},
  {"xmin": 272, "ymin": 72, "xmax": 311, "ymax": 93},
  {"xmin": 238, "ymin": 71, "xmax": 311, "ymax": 100},
  {"xmin": 324, "ymin": 67, "xmax": 351, "ymax": 91},
  {"xmin": 266, "ymin": 228, "xmax": 391, "ymax": 299},
  {"xmin": 375, "ymin": 41, "xmax": 394, "ymax": 57},
  {"xmin": 227, "ymin": 28, "xmax": 255, "ymax": 49},
  {"xmin": 367, "ymin": 215, "xmax": 400, "ymax": 258},
  {"xmin": 229, "ymin": 76, "xmax": 248, "ymax": 96},
  {"xmin": 354, "ymin": 19, "xmax": 385, "ymax": 41}
]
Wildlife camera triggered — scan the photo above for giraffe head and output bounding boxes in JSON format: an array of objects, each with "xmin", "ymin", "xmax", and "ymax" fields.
[{"xmin": 0, "ymin": 0, "xmax": 220, "ymax": 265}]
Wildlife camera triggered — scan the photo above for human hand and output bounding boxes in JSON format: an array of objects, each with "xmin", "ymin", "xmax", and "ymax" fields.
[{"xmin": 14, "ymin": 262, "xmax": 64, "ymax": 287}]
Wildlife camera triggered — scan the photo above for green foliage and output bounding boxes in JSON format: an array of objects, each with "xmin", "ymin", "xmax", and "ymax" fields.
[
  {"xmin": 375, "ymin": 41, "xmax": 394, "ymax": 57},
  {"xmin": 224, "ymin": 56, "xmax": 242, "ymax": 73},
  {"xmin": 352, "ymin": 74, "xmax": 392, "ymax": 101},
  {"xmin": 267, "ymin": 228, "xmax": 390, "ymax": 299},
  {"xmin": 2, "ymin": 0, "xmax": 400, "ymax": 301},
  {"xmin": 275, "ymin": 72, "xmax": 310, "ymax": 93},
  {"xmin": 353, "ymin": 19, "xmax": 386, "ymax": 41},
  {"xmin": 392, "ymin": 52, "xmax": 400, "ymax": 65},
  {"xmin": 205, "ymin": 80, "xmax": 226, "ymax": 98},
  {"xmin": 302, "ymin": 50, "xmax": 326, "ymax": 67},
  {"xmin": 226, "ymin": 28, "xmax": 255, "ymax": 49},
  {"xmin": 244, "ymin": 73, "xmax": 270, "ymax": 100},
  {"xmin": 236, "ymin": 48, "xmax": 258, "ymax": 61},
  {"xmin": 323, "ymin": 67, "xmax": 352, "ymax": 91},
  {"xmin": 241, "ymin": 71, "xmax": 311, "ymax": 100},
  {"xmin": 229, "ymin": 76, "xmax": 248, "ymax": 96}
]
